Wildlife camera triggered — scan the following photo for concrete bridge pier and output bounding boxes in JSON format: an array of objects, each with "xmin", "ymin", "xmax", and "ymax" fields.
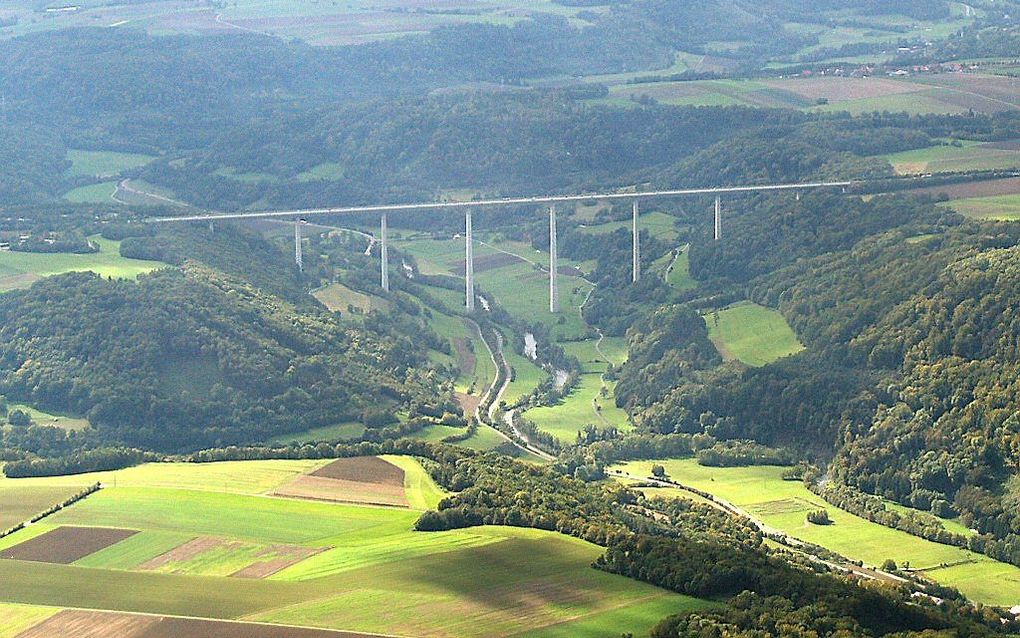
[
  {"xmin": 380, "ymin": 213, "xmax": 390, "ymax": 292},
  {"xmin": 549, "ymin": 205, "xmax": 559, "ymax": 313},
  {"xmin": 714, "ymin": 196, "xmax": 722, "ymax": 241},
  {"xmin": 632, "ymin": 200, "xmax": 641, "ymax": 282},
  {"xmin": 465, "ymin": 210, "xmax": 475, "ymax": 311},
  {"xmin": 294, "ymin": 219, "xmax": 303, "ymax": 271}
]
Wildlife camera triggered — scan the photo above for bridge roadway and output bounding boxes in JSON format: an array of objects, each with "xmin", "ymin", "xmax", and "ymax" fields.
[
  {"xmin": 143, "ymin": 179, "xmax": 860, "ymax": 312},
  {"xmin": 143, "ymin": 180, "xmax": 856, "ymax": 223}
]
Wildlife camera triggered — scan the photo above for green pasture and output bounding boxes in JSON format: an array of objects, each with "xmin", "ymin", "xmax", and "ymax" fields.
[
  {"xmin": 312, "ymin": 282, "xmax": 390, "ymax": 313},
  {"xmin": 398, "ymin": 236, "xmax": 592, "ymax": 339},
  {"xmin": 0, "ymin": 603, "xmax": 59, "ymax": 638},
  {"xmin": 612, "ymin": 459, "xmax": 1020, "ymax": 607},
  {"xmin": 425, "ymin": 308, "xmax": 495, "ymax": 394},
  {"xmin": 879, "ymin": 141, "xmax": 1020, "ymax": 174},
  {"xmin": 664, "ymin": 246, "xmax": 696, "ymax": 290},
  {"xmin": 381, "ymin": 454, "xmax": 445, "ymax": 510},
  {"xmin": 0, "ymin": 484, "xmax": 89, "ymax": 530},
  {"xmin": 0, "ymin": 460, "xmax": 706, "ymax": 637},
  {"xmin": 945, "ymin": 194, "xmax": 1020, "ymax": 220},
  {"xmin": 525, "ymin": 337, "xmax": 631, "ymax": 444},
  {"xmin": 67, "ymin": 149, "xmax": 156, "ymax": 178},
  {"xmin": 502, "ymin": 329, "xmax": 549, "ymax": 406},
  {"xmin": 297, "ymin": 162, "xmax": 345, "ymax": 181},
  {"xmin": 62, "ymin": 181, "xmax": 119, "ymax": 203},
  {"xmin": 0, "ymin": 460, "xmax": 326, "ymax": 495},
  {"xmin": 0, "ymin": 236, "xmax": 166, "ymax": 292},
  {"xmin": 578, "ymin": 211, "xmax": 680, "ymax": 243},
  {"xmin": 810, "ymin": 89, "xmax": 965, "ymax": 115},
  {"xmin": 704, "ymin": 301, "xmax": 804, "ymax": 367},
  {"xmin": 5, "ymin": 403, "xmax": 89, "ymax": 432}
]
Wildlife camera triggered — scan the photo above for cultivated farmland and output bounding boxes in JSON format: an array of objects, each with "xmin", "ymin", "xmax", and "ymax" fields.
[{"xmin": 0, "ymin": 460, "xmax": 706, "ymax": 637}]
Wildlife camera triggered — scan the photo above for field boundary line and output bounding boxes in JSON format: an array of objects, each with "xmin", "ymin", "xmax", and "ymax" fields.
[{"xmin": 0, "ymin": 482, "xmax": 102, "ymax": 540}]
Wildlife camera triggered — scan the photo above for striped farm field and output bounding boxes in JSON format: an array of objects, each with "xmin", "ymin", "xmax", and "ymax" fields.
[{"xmin": 0, "ymin": 460, "xmax": 707, "ymax": 637}]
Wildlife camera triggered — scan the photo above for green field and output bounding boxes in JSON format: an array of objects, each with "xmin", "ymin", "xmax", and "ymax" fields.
[
  {"xmin": 705, "ymin": 302, "xmax": 804, "ymax": 366},
  {"xmin": 5, "ymin": 403, "xmax": 90, "ymax": 432},
  {"xmin": 0, "ymin": 236, "xmax": 167, "ymax": 292},
  {"xmin": 0, "ymin": 484, "xmax": 88, "ymax": 530},
  {"xmin": 297, "ymin": 162, "xmax": 345, "ymax": 181},
  {"xmin": 501, "ymin": 329, "xmax": 549, "ymax": 406},
  {"xmin": 945, "ymin": 194, "xmax": 1020, "ymax": 220},
  {"xmin": 312, "ymin": 282, "xmax": 390, "ymax": 313},
  {"xmin": 879, "ymin": 141, "xmax": 1020, "ymax": 175},
  {"xmin": 578, "ymin": 211, "xmax": 679, "ymax": 243},
  {"xmin": 66, "ymin": 150, "xmax": 156, "ymax": 178},
  {"xmin": 0, "ymin": 603, "xmax": 59, "ymax": 638},
  {"xmin": 0, "ymin": 460, "xmax": 706, "ymax": 636},
  {"xmin": 397, "ymin": 236, "xmax": 592, "ymax": 340},
  {"xmin": 612, "ymin": 459, "xmax": 1020, "ymax": 607},
  {"xmin": 524, "ymin": 337, "xmax": 630, "ymax": 444},
  {"xmin": 62, "ymin": 181, "xmax": 119, "ymax": 203}
]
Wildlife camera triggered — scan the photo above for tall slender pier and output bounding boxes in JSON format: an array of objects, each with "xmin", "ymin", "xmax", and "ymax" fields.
[
  {"xmin": 632, "ymin": 200, "xmax": 641, "ymax": 282},
  {"xmin": 465, "ymin": 210, "xmax": 475, "ymax": 311},
  {"xmin": 549, "ymin": 205, "xmax": 559, "ymax": 313},
  {"xmin": 380, "ymin": 213, "xmax": 389, "ymax": 291},
  {"xmin": 714, "ymin": 196, "xmax": 722, "ymax": 241}
]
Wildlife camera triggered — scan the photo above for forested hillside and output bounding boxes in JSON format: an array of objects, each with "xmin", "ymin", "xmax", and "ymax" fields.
[{"xmin": 0, "ymin": 227, "xmax": 453, "ymax": 453}]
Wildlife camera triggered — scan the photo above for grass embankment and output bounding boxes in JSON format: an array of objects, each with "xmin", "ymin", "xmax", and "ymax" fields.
[
  {"xmin": 0, "ymin": 460, "xmax": 706, "ymax": 636},
  {"xmin": 0, "ymin": 236, "xmax": 166, "ymax": 292},
  {"xmin": 704, "ymin": 301, "xmax": 804, "ymax": 367},
  {"xmin": 612, "ymin": 459, "xmax": 1020, "ymax": 607}
]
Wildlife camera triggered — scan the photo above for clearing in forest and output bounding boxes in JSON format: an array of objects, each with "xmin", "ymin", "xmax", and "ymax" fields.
[
  {"xmin": 0, "ymin": 236, "xmax": 165, "ymax": 293},
  {"xmin": 704, "ymin": 302, "xmax": 804, "ymax": 367}
]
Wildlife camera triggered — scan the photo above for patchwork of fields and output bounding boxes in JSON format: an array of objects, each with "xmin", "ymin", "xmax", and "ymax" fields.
[
  {"xmin": 594, "ymin": 73, "xmax": 1020, "ymax": 116},
  {"xmin": 0, "ymin": 236, "xmax": 166, "ymax": 292},
  {"xmin": 612, "ymin": 459, "xmax": 1020, "ymax": 607},
  {"xmin": 0, "ymin": 458, "xmax": 705, "ymax": 637}
]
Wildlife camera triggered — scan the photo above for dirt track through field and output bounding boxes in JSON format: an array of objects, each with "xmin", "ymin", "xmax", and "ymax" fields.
[
  {"xmin": 0, "ymin": 526, "xmax": 137, "ymax": 564},
  {"xmin": 13, "ymin": 609, "xmax": 388, "ymax": 638}
]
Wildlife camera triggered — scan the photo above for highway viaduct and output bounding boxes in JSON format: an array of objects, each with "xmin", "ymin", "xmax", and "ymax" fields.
[{"xmin": 147, "ymin": 180, "xmax": 855, "ymax": 313}]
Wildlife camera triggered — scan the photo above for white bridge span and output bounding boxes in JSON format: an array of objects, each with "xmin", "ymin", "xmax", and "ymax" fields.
[{"xmin": 146, "ymin": 180, "xmax": 855, "ymax": 312}]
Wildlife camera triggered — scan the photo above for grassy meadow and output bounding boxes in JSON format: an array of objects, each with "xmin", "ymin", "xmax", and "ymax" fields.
[
  {"xmin": 0, "ymin": 236, "xmax": 166, "ymax": 292},
  {"xmin": 705, "ymin": 302, "xmax": 804, "ymax": 367},
  {"xmin": 945, "ymin": 194, "xmax": 1020, "ymax": 220},
  {"xmin": 61, "ymin": 181, "xmax": 119, "ymax": 204},
  {"xmin": 66, "ymin": 150, "xmax": 156, "ymax": 178},
  {"xmin": 0, "ymin": 459, "xmax": 706, "ymax": 637},
  {"xmin": 524, "ymin": 337, "xmax": 630, "ymax": 444},
  {"xmin": 612, "ymin": 459, "xmax": 1020, "ymax": 607},
  {"xmin": 880, "ymin": 141, "xmax": 1020, "ymax": 174}
]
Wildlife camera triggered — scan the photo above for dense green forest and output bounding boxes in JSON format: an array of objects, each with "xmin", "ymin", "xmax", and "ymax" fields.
[{"xmin": 0, "ymin": 226, "xmax": 456, "ymax": 452}]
